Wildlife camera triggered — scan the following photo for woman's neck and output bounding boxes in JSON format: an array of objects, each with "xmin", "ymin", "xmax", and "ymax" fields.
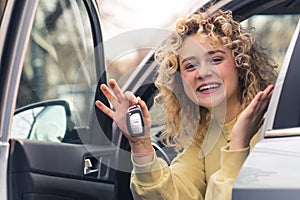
[{"xmin": 211, "ymin": 100, "xmax": 241, "ymax": 124}]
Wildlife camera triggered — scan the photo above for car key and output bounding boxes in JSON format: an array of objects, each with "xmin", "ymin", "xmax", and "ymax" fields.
[{"xmin": 126, "ymin": 104, "xmax": 145, "ymax": 137}]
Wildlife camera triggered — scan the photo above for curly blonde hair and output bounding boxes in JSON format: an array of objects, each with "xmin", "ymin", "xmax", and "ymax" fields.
[{"xmin": 154, "ymin": 10, "xmax": 278, "ymax": 151}]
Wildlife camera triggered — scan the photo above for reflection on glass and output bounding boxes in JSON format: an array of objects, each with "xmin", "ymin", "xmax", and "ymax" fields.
[
  {"xmin": 242, "ymin": 15, "xmax": 300, "ymax": 70},
  {"xmin": 11, "ymin": 105, "xmax": 67, "ymax": 143},
  {"xmin": 17, "ymin": 0, "xmax": 96, "ymax": 129},
  {"xmin": 11, "ymin": 107, "xmax": 43, "ymax": 139},
  {"xmin": 30, "ymin": 105, "xmax": 67, "ymax": 142}
]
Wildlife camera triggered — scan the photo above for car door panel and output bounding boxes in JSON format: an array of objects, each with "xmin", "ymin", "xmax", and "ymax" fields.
[
  {"xmin": 0, "ymin": 0, "xmax": 131, "ymax": 199},
  {"xmin": 8, "ymin": 139, "xmax": 117, "ymax": 199},
  {"xmin": 232, "ymin": 15, "xmax": 300, "ymax": 200},
  {"xmin": 0, "ymin": 0, "xmax": 38, "ymax": 199},
  {"xmin": 11, "ymin": 173, "xmax": 115, "ymax": 200}
]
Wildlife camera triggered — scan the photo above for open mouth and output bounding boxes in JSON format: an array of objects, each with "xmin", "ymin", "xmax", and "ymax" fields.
[{"xmin": 197, "ymin": 83, "xmax": 222, "ymax": 93}]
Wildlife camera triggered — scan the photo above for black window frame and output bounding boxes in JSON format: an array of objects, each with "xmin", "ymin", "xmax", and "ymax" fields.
[{"xmin": 273, "ymin": 22, "xmax": 300, "ymax": 129}]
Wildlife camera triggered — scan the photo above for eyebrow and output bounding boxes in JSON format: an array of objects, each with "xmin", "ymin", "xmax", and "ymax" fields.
[
  {"xmin": 181, "ymin": 56, "xmax": 197, "ymax": 65},
  {"xmin": 207, "ymin": 50, "xmax": 226, "ymax": 55},
  {"xmin": 181, "ymin": 50, "xmax": 226, "ymax": 65}
]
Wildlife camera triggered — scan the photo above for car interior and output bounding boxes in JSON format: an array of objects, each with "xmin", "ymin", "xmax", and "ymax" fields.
[{"xmin": 5, "ymin": 0, "xmax": 300, "ymax": 199}]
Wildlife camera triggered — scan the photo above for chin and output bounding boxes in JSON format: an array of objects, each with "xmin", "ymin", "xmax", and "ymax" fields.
[{"xmin": 197, "ymin": 97, "xmax": 226, "ymax": 110}]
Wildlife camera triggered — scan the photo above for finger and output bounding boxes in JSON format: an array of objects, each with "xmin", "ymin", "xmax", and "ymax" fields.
[
  {"xmin": 258, "ymin": 117, "xmax": 265, "ymax": 128},
  {"xmin": 124, "ymin": 91, "xmax": 138, "ymax": 106},
  {"xmin": 109, "ymin": 79, "xmax": 124, "ymax": 102},
  {"xmin": 261, "ymin": 85, "xmax": 274, "ymax": 99},
  {"xmin": 252, "ymin": 91, "xmax": 264, "ymax": 105},
  {"xmin": 259, "ymin": 100, "xmax": 270, "ymax": 114},
  {"xmin": 255, "ymin": 95, "xmax": 272, "ymax": 117},
  {"xmin": 258, "ymin": 85, "xmax": 274, "ymax": 109},
  {"xmin": 265, "ymin": 85, "xmax": 274, "ymax": 99},
  {"xmin": 100, "ymin": 84, "xmax": 118, "ymax": 106},
  {"xmin": 266, "ymin": 84, "xmax": 274, "ymax": 92},
  {"xmin": 95, "ymin": 100, "xmax": 114, "ymax": 119},
  {"xmin": 138, "ymin": 97, "xmax": 150, "ymax": 120},
  {"xmin": 248, "ymin": 91, "xmax": 265, "ymax": 115},
  {"xmin": 252, "ymin": 85, "xmax": 274, "ymax": 111},
  {"xmin": 255, "ymin": 94, "xmax": 270, "ymax": 113},
  {"xmin": 267, "ymin": 90, "xmax": 273, "ymax": 99}
]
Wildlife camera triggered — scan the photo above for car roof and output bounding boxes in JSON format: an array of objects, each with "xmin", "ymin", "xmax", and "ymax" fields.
[{"xmin": 224, "ymin": 0, "xmax": 300, "ymax": 21}]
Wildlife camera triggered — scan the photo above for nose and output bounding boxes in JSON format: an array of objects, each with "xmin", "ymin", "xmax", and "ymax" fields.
[{"xmin": 196, "ymin": 64, "xmax": 213, "ymax": 79}]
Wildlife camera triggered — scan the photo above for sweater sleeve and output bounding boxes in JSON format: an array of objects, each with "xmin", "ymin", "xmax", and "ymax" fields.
[
  {"xmin": 130, "ymin": 142, "xmax": 207, "ymax": 200},
  {"xmin": 204, "ymin": 145, "xmax": 250, "ymax": 199}
]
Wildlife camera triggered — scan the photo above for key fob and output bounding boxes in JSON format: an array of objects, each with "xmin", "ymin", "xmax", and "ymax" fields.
[{"xmin": 126, "ymin": 105, "xmax": 145, "ymax": 137}]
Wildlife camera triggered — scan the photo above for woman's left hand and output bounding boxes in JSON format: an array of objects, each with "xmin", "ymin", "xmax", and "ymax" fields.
[{"xmin": 230, "ymin": 84, "xmax": 274, "ymax": 150}]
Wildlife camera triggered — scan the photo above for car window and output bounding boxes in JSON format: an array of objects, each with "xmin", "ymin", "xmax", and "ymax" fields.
[
  {"xmin": 0, "ymin": 0, "xmax": 7, "ymax": 25},
  {"xmin": 242, "ymin": 14, "xmax": 300, "ymax": 71},
  {"xmin": 241, "ymin": 15, "xmax": 300, "ymax": 139},
  {"xmin": 11, "ymin": 0, "xmax": 96, "ymax": 143},
  {"xmin": 149, "ymin": 14, "xmax": 300, "ymax": 129},
  {"xmin": 264, "ymin": 19, "xmax": 300, "ymax": 137}
]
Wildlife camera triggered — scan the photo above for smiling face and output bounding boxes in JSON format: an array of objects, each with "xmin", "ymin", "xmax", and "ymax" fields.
[{"xmin": 179, "ymin": 34, "xmax": 241, "ymax": 114}]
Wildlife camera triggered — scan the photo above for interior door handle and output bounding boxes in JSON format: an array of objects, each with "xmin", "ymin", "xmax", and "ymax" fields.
[
  {"xmin": 83, "ymin": 156, "xmax": 110, "ymax": 180},
  {"xmin": 84, "ymin": 158, "xmax": 99, "ymax": 176}
]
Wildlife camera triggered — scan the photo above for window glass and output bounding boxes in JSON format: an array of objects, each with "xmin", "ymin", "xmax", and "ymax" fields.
[
  {"xmin": 105, "ymin": 45, "xmax": 152, "ymax": 88},
  {"xmin": 12, "ymin": 0, "xmax": 96, "ymax": 143},
  {"xmin": 242, "ymin": 15, "xmax": 300, "ymax": 71},
  {"xmin": 267, "ymin": 19, "xmax": 300, "ymax": 134},
  {"xmin": 149, "ymin": 14, "xmax": 300, "ymax": 129},
  {"xmin": 242, "ymin": 15, "xmax": 300, "ymax": 138},
  {"xmin": 0, "ymin": 0, "xmax": 7, "ymax": 24}
]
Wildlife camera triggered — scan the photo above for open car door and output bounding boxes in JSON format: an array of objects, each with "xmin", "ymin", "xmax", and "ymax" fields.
[{"xmin": 0, "ymin": 0, "xmax": 133, "ymax": 199}]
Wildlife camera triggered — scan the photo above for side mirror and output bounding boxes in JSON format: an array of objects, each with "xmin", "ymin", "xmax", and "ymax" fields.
[{"xmin": 11, "ymin": 100, "xmax": 74, "ymax": 143}]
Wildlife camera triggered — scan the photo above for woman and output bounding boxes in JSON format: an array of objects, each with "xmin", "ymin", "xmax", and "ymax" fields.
[{"xmin": 95, "ymin": 10, "xmax": 277, "ymax": 200}]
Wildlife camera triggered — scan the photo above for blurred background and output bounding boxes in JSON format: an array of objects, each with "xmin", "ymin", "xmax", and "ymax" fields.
[
  {"xmin": 12, "ymin": 0, "xmax": 299, "ymax": 125},
  {"xmin": 97, "ymin": 0, "xmax": 299, "ymax": 85},
  {"xmin": 97, "ymin": 0, "xmax": 205, "ymax": 83}
]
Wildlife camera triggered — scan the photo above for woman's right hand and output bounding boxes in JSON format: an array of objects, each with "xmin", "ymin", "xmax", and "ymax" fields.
[
  {"xmin": 95, "ymin": 79, "xmax": 153, "ymax": 153},
  {"xmin": 230, "ymin": 84, "xmax": 274, "ymax": 150}
]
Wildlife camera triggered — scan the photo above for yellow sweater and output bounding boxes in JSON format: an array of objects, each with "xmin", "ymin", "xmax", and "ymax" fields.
[{"xmin": 130, "ymin": 117, "xmax": 259, "ymax": 200}]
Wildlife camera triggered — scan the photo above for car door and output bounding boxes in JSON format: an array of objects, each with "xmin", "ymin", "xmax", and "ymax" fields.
[
  {"xmin": 0, "ymin": 0, "xmax": 133, "ymax": 199},
  {"xmin": 233, "ymin": 18, "xmax": 300, "ymax": 200}
]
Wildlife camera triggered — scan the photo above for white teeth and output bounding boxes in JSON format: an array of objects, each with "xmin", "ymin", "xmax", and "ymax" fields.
[{"xmin": 199, "ymin": 84, "xmax": 220, "ymax": 91}]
